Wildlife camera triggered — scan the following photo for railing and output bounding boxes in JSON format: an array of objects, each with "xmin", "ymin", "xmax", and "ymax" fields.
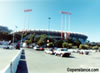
[{"xmin": 2, "ymin": 49, "xmax": 23, "ymax": 73}]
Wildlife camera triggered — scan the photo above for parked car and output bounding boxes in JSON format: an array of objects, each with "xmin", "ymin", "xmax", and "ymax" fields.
[
  {"xmin": 54, "ymin": 48, "xmax": 71, "ymax": 57},
  {"xmin": 39, "ymin": 47, "xmax": 44, "ymax": 51},
  {"xmin": 33, "ymin": 45, "xmax": 44, "ymax": 51},
  {"xmin": 68, "ymin": 49, "xmax": 79, "ymax": 53},
  {"xmin": 44, "ymin": 48, "xmax": 54, "ymax": 55},
  {"xmin": 0, "ymin": 44, "xmax": 14, "ymax": 49},
  {"xmin": 29, "ymin": 43, "xmax": 35, "ymax": 48},
  {"xmin": 79, "ymin": 50, "xmax": 89, "ymax": 55}
]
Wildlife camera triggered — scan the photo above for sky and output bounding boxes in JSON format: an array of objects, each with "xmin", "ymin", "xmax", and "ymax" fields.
[{"xmin": 0, "ymin": 0, "xmax": 100, "ymax": 42}]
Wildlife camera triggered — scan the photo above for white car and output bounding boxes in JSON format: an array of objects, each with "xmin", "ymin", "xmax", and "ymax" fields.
[
  {"xmin": 33, "ymin": 46, "xmax": 40, "ymax": 50},
  {"xmin": 54, "ymin": 48, "xmax": 71, "ymax": 57},
  {"xmin": 79, "ymin": 50, "xmax": 89, "ymax": 55},
  {"xmin": 44, "ymin": 48, "xmax": 54, "ymax": 55},
  {"xmin": 33, "ymin": 45, "xmax": 44, "ymax": 51},
  {"xmin": 68, "ymin": 49, "xmax": 79, "ymax": 53},
  {"xmin": 0, "ymin": 42, "xmax": 15, "ymax": 49},
  {"xmin": 0, "ymin": 44, "xmax": 14, "ymax": 49}
]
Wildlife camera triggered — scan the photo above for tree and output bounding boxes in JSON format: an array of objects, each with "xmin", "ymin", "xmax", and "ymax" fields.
[
  {"xmin": 23, "ymin": 32, "xmax": 28, "ymax": 38},
  {"xmin": 48, "ymin": 42, "xmax": 54, "ymax": 47},
  {"xmin": 72, "ymin": 46, "xmax": 78, "ymax": 49},
  {"xmin": 79, "ymin": 44, "xmax": 89, "ymax": 49},
  {"xmin": 74, "ymin": 39, "xmax": 81, "ymax": 48},
  {"xmin": 68, "ymin": 43, "xmax": 73, "ymax": 48},
  {"xmin": 54, "ymin": 40, "xmax": 63, "ymax": 48},
  {"xmin": 48, "ymin": 37, "xmax": 55, "ymax": 43},
  {"xmin": 34, "ymin": 36, "xmax": 40, "ymax": 43},
  {"xmin": 96, "ymin": 43, "xmax": 100, "ymax": 47},
  {"xmin": 25, "ymin": 40, "xmax": 31, "ymax": 46},
  {"xmin": 62, "ymin": 42, "xmax": 68, "ymax": 48},
  {"xmin": 37, "ymin": 34, "xmax": 48, "ymax": 46},
  {"xmin": 92, "ymin": 46, "xmax": 98, "ymax": 50},
  {"xmin": 62, "ymin": 42, "xmax": 72, "ymax": 48},
  {"xmin": 65, "ymin": 38, "xmax": 73, "ymax": 43},
  {"xmin": 28, "ymin": 34, "xmax": 35, "ymax": 43}
]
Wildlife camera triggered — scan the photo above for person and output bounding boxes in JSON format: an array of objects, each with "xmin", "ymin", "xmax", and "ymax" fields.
[{"xmin": 16, "ymin": 42, "xmax": 20, "ymax": 50}]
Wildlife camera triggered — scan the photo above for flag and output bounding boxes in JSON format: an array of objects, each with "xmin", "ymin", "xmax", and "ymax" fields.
[
  {"xmin": 24, "ymin": 9, "xmax": 32, "ymax": 12},
  {"xmin": 61, "ymin": 11, "xmax": 72, "ymax": 15}
]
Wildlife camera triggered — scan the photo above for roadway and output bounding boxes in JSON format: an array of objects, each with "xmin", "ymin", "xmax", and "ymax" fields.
[{"xmin": 25, "ymin": 48, "xmax": 100, "ymax": 73}]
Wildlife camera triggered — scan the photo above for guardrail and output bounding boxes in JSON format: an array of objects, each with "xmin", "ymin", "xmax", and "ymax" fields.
[{"xmin": 2, "ymin": 49, "xmax": 23, "ymax": 73}]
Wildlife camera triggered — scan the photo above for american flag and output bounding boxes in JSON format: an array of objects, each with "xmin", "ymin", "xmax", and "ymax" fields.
[
  {"xmin": 24, "ymin": 9, "xmax": 32, "ymax": 12},
  {"xmin": 61, "ymin": 11, "xmax": 72, "ymax": 15}
]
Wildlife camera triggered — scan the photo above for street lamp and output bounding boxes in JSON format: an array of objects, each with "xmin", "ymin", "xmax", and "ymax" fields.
[
  {"xmin": 47, "ymin": 17, "xmax": 51, "ymax": 43},
  {"xmin": 13, "ymin": 32, "xmax": 14, "ymax": 45},
  {"xmin": 13, "ymin": 25, "xmax": 18, "ymax": 46}
]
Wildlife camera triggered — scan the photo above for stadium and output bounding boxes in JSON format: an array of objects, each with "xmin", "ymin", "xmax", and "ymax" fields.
[{"xmin": 15, "ymin": 29, "xmax": 88, "ymax": 43}]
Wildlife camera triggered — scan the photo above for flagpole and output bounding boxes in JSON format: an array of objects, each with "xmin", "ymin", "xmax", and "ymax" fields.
[
  {"xmin": 13, "ymin": 25, "xmax": 17, "ymax": 47},
  {"xmin": 13, "ymin": 32, "xmax": 14, "ymax": 46},
  {"xmin": 68, "ymin": 15, "xmax": 70, "ymax": 37},
  {"xmin": 21, "ymin": 16, "xmax": 26, "ymax": 44},
  {"xmin": 60, "ymin": 11, "xmax": 72, "ymax": 40},
  {"xmin": 61, "ymin": 14, "xmax": 63, "ymax": 40},
  {"xmin": 65, "ymin": 15, "xmax": 67, "ymax": 40}
]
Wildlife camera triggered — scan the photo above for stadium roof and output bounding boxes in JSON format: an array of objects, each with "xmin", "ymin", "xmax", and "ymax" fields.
[{"xmin": 11, "ymin": 29, "xmax": 88, "ymax": 37}]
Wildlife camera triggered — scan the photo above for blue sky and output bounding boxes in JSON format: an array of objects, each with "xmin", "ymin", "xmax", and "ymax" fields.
[{"xmin": 0, "ymin": 0, "xmax": 100, "ymax": 42}]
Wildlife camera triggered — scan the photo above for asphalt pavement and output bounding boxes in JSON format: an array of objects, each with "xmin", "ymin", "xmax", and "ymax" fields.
[
  {"xmin": 0, "ymin": 49, "xmax": 19, "ymax": 71},
  {"xmin": 23, "ymin": 48, "xmax": 100, "ymax": 73}
]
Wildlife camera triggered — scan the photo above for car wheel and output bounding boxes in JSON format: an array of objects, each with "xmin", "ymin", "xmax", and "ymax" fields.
[{"xmin": 61, "ymin": 54, "xmax": 63, "ymax": 57}]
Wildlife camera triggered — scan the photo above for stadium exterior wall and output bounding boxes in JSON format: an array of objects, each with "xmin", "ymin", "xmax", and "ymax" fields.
[{"xmin": 15, "ymin": 29, "xmax": 88, "ymax": 43}]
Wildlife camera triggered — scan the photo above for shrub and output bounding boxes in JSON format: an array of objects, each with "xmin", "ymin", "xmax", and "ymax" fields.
[
  {"xmin": 25, "ymin": 40, "xmax": 31, "ymax": 46},
  {"xmin": 68, "ymin": 43, "xmax": 73, "ymax": 48},
  {"xmin": 54, "ymin": 40, "xmax": 63, "ymax": 48},
  {"xmin": 48, "ymin": 42, "xmax": 54, "ymax": 47},
  {"xmin": 62, "ymin": 42, "xmax": 72, "ymax": 48},
  {"xmin": 62, "ymin": 42, "xmax": 68, "ymax": 48},
  {"xmin": 37, "ymin": 34, "xmax": 48, "ymax": 46},
  {"xmin": 92, "ymin": 46, "xmax": 98, "ymax": 50},
  {"xmin": 79, "ymin": 44, "xmax": 89, "ymax": 49},
  {"xmin": 72, "ymin": 46, "xmax": 78, "ymax": 49}
]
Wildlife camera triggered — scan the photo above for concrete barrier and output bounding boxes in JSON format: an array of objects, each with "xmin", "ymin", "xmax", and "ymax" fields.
[{"xmin": 2, "ymin": 49, "xmax": 23, "ymax": 73}]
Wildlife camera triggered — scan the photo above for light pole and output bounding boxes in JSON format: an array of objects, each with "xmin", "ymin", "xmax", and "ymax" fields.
[
  {"xmin": 21, "ymin": 32, "xmax": 23, "ymax": 44},
  {"xmin": 65, "ymin": 15, "xmax": 67, "ymax": 40},
  {"xmin": 47, "ymin": 17, "xmax": 51, "ymax": 43},
  {"xmin": 13, "ymin": 26, "xmax": 17, "ymax": 46},
  {"xmin": 68, "ymin": 15, "xmax": 70, "ymax": 37},
  {"xmin": 13, "ymin": 32, "xmax": 14, "ymax": 45},
  {"xmin": 21, "ymin": 15, "xmax": 26, "ymax": 44},
  {"xmin": 61, "ymin": 14, "xmax": 63, "ymax": 40}
]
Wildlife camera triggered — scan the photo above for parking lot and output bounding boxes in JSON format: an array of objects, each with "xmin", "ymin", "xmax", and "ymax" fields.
[
  {"xmin": 0, "ymin": 49, "xmax": 19, "ymax": 71},
  {"xmin": 25, "ymin": 48, "xmax": 100, "ymax": 73}
]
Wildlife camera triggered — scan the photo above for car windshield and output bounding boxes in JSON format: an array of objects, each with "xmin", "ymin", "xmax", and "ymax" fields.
[
  {"xmin": 57, "ymin": 49, "xmax": 61, "ymax": 51},
  {"xmin": 2, "ymin": 43, "xmax": 9, "ymax": 45},
  {"xmin": 37, "ymin": 46, "xmax": 40, "ymax": 48},
  {"xmin": 61, "ymin": 49, "xmax": 67, "ymax": 51}
]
